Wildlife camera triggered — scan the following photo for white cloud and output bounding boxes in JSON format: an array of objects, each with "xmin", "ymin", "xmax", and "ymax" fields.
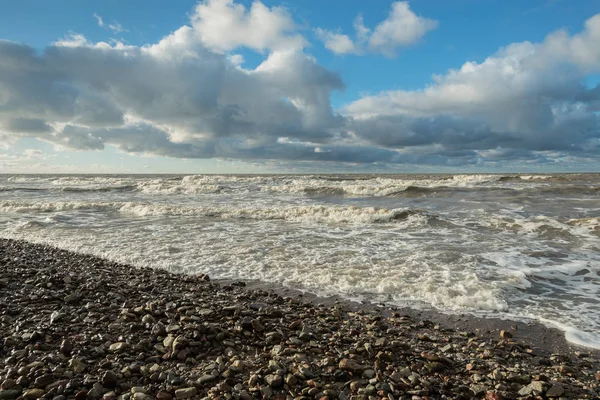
[
  {"xmin": 191, "ymin": 0, "xmax": 306, "ymax": 53},
  {"xmin": 0, "ymin": 1, "xmax": 599, "ymax": 169},
  {"xmin": 316, "ymin": 2, "xmax": 437, "ymax": 57},
  {"xmin": 314, "ymin": 29, "xmax": 358, "ymax": 55},
  {"xmin": 344, "ymin": 14, "xmax": 600, "ymax": 155},
  {"xmin": 93, "ymin": 13, "xmax": 104, "ymax": 28},
  {"xmin": 93, "ymin": 13, "xmax": 127, "ymax": 34},
  {"xmin": 368, "ymin": 2, "xmax": 438, "ymax": 56}
]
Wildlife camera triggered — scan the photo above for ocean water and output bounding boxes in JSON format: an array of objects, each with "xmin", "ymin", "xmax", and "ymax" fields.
[{"xmin": 1, "ymin": 173, "xmax": 599, "ymax": 348}]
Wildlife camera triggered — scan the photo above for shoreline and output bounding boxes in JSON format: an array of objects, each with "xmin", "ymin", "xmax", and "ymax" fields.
[
  {"xmin": 1, "ymin": 238, "xmax": 599, "ymax": 399},
  {"xmin": 218, "ymin": 280, "xmax": 599, "ymax": 358}
]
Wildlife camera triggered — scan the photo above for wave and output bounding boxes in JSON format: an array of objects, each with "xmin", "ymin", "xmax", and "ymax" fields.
[
  {"xmin": 0, "ymin": 186, "xmax": 47, "ymax": 192},
  {"xmin": 0, "ymin": 200, "xmax": 435, "ymax": 225},
  {"xmin": 61, "ymin": 185, "xmax": 137, "ymax": 193}
]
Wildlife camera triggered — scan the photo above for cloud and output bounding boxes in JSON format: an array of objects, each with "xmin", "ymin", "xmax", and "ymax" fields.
[
  {"xmin": 315, "ymin": 2, "xmax": 437, "ymax": 56},
  {"xmin": 314, "ymin": 29, "xmax": 357, "ymax": 55},
  {"xmin": 345, "ymin": 14, "xmax": 600, "ymax": 158},
  {"xmin": 191, "ymin": 0, "xmax": 306, "ymax": 53},
  {"xmin": 0, "ymin": 1, "xmax": 599, "ymax": 169},
  {"xmin": 93, "ymin": 13, "xmax": 127, "ymax": 34}
]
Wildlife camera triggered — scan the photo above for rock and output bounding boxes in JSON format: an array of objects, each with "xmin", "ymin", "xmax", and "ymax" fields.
[
  {"xmin": 259, "ymin": 386, "xmax": 273, "ymax": 398},
  {"xmin": 362, "ymin": 369, "xmax": 375, "ymax": 379},
  {"xmin": 60, "ymin": 339, "xmax": 73, "ymax": 355},
  {"xmin": 156, "ymin": 391, "xmax": 172, "ymax": 400},
  {"xmin": 264, "ymin": 374, "xmax": 283, "ymax": 388},
  {"xmin": 426, "ymin": 362, "xmax": 446, "ymax": 373},
  {"xmin": 102, "ymin": 371, "xmax": 118, "ymax": 388},
  {"xmin": 499, "ymin": 330, "xmax": 512, "ymax": 339},
  {"xmin": 22, "ymin": 389, "xmax": 45, "ymax": 399},
  {"xmin": 33, "ymin": 374, "xmax": 55, "ymax": 388},
  {"xmin": 102, "ymin": 392, "xmax": 117, "ymax": 400},
  {"xmin": 174, "ymin": 388, "xmax": 196, "ymax": 399},
  {"xmin": 230, "ymin": 360, "xmax": 245, "ymax": 372},
  {"xmin": 339, "ymin": 358, "xmax": 365, "ymax": 373},
  {"xmin": 109, "ymin": 342, "xmax": 128, "ymax": 353},
  {"xmin": 558, "ymin": 365, "xmax": 575, "ymax": 375},
  {"xmin": 50, "ymin": 311, "xmax": 63, "ymax": 324},
  {"xmin": 0, "ymin": 390, "xmax": 20, "ymax": 400},
  {"xmin": 285, "ymin": 374, "xmax": 298, "ymax": 387},
  {"xmin": 197, "ymin": 375, "xmax": 216, "ymax": 385},
  {"xmin": 68, "ymin": 357, "xmax": 86, "ymax": 373},
  {"xmin": 251, "ymin": 319, "xmax": 265, "ymax": 332},
  {"xmin": 546, "ymin": 385, "xmax": 564, "ymax": 397},
  {"xmin": 517, "ymin": 381, "xmax": 545, "ymax": 396},
  {"xmin": 166, "ymin": 324, "xmax": 180, "ymax": 333},
  {"xmin": 87, "ymin": 383, "xmax": 105, "ymax": 400}
]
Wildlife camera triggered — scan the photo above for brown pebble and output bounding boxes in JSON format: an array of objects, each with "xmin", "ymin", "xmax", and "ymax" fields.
[
  {"xmin": 156, "ymin": 391, "xmax": 173, "ymax": 400},
  {"xmin": 500, "ymin": 330, "xmax": 512, "ymax": 339}
]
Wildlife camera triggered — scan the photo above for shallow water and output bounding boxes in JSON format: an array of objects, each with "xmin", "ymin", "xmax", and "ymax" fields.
[{"xmin": 1, "ymin": 173, "xmax": 599, "ymax": 348}]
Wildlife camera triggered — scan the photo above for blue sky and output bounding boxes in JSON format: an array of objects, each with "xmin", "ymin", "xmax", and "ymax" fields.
[{"xmin": 1, "ymin": 0, "xmax": 599, "ymax": 173}]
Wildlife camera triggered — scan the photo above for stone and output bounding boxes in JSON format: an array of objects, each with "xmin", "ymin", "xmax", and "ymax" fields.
[
  {"xmin": 197, "ymin": 375, "xmax": 216, "ymax": 385},
  {"xmin": 102, "ymin": 392, "xmax": 117, "ymax": 400},
  {"xmin": 558, "ymin": 365, "xmax": 575, "ymax": 375},
  {"xmin": 264, "ymin": 374, "xmax": 283, "ymax": 388},
  {"xmin": 68, "ymin": 358, "xmax": 86, "ymax": 373},
  {"xmin": 87, "ymin": 383, "xmax": 105, "ymax": 399},
  {"xmin": 156, "ymin": 391, "xmax": 172, "ymax": 400},
  {"xmin": 517, "ymin": 381, "xmax": 545, "ymax": 396},
  {"xmin": 33, "ymin": 374, "xmax": 55, "ymax": 388},
  {"xmin": 60, "ymin": 340, "xmax": 73, "ymax": 356},
  {"xmin": 22, "ymin": 389, "xmax": 45, "ymax": 400},
  {"xmin": 259, "ymin": 386, "xmax": 273, "ymax": 398},
  {"xmin": 230, "ymin": 360, "xmax": 245, "ymax": 372},
  {"xmin": 102, "ymin": 371, "xmax": 118, "ymax": 388},
  {"xmin": 109, "ymin": 342, "xmax": 128, "ymax": 353},
  {"xmin": 546, "ymin": 385, "xmax": 564, "ymax": 397},
  {"xmin": 339, "ymin": 358, "xmax": 364, "ymax": 373},
  {"xmin": 426, "ymin": 362, "xmax": 446, "ymax": 373},
  {"xmin": 362, "ymin": 369, "xmax": 375, "ymax": 379},
  {"xmin": 0, "ymin": 390, "xmax": 20, "ymax": 400},
  {"xmin": 499, "ymin": 330, "xmax": 512, "ymax": 339},
  {"xmin": 174, "ymin": 388, "xmax": 196, "ymax": 399},
  {"xmin": 285, "ymin": 374, "xmax": 298, "ymax": 387}
]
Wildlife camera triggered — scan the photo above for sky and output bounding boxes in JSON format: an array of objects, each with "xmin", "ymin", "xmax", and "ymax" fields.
[{"xmin": 1, "ymin": 0, "xmax": 600, "ymax": 173}]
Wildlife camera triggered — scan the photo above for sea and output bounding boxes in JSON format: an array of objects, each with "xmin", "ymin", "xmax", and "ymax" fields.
[{"xmin": 1, "ymin": 173, "xmax": 599, "ymax": 349}]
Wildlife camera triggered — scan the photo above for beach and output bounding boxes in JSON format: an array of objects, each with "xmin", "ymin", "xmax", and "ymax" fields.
[{"xmin": 1, "ymin": 239, "xmax": 599, "ymax": 400}]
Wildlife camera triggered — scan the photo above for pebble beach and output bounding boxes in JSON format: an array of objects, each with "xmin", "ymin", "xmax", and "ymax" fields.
[{"xmin": 1, "ymin": 239, "xmax": 599, "ymax": 400}]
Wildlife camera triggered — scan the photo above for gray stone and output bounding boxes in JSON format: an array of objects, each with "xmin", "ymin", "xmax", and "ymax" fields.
[
  {"xmin": 197, "ymin": 375, "xmax": 216, "ymax": 385},
  {"xmin": 174, "ymin": 388, "xmax": 196, "ymax": 399},
  {"xmin": 264, "ymin": 374, "xmax": 283, "ymax": 388},
  {"xmin": 108, "ymin": 342, "xmax": 128, "ymax": 353},
  {"xmin": 546, "ymin": 385, "xmax": 565, "ymax": 397}
]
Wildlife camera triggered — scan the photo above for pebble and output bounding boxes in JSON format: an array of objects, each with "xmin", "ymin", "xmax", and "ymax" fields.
[
  {"xmin": 174, "ymin": 388, "xmax": 196, "ymax": 399},
  {"xmin": 0, "ymin": 239, "xmax": 598, "ymax": 400}
]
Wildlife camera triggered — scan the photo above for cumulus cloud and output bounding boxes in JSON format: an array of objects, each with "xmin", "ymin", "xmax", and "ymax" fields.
[
  {"xmin": 344, "ymin": 14, "xmax": 600, "ymax": 162},
  {"xmin": 315, "ymin": 2, "xmax": 437, "ymax": 56},
  {"xmin": 0, "ymin": 1, "xmax": 599, "ymax": 169},
  {"xmin": 191, "ymin": 0, "xmax": 306, "ymax": 53}
]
